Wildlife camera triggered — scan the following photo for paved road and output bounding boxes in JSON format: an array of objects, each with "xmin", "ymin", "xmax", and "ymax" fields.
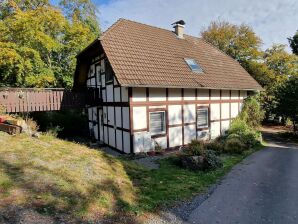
[{"xmin": 187, "ymin": 131, "xmax": 298, "ymax": 224}]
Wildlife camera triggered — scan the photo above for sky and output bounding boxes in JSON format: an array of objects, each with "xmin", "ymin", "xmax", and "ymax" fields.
[{"xmin": 96, "ymin": 0, "xmax": 298, "ymax": 51}]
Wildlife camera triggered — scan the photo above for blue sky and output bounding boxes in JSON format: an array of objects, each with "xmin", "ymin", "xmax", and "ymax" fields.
[{"xmin": 96, "ymin": 0, "xmax": 298, "ymax": 51}]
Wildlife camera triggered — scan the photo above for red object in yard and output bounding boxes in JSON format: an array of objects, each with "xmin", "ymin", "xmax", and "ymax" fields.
[{"xmin": 0, "ymin": 116, "xmax": 7, "ymax": 123}]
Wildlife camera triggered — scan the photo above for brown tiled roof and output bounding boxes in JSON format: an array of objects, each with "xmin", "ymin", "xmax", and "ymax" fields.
[{"xmin": 99, "ymin": 19, "xmax": 262, "ymax": 90}]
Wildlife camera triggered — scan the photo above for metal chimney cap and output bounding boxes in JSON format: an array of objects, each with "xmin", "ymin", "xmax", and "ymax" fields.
[{"xmin": 171, "ymin": 20, "xmax": 185, "ymax": 26}]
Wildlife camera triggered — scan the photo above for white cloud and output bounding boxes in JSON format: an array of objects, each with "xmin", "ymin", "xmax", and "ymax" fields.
[{"xmin": 98, "ymin": 0, "xmax": 298, "ymax": 51}]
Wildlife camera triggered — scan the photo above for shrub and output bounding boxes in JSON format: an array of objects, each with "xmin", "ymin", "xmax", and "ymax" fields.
[
  {"xmin": 205, "ymin": 141, "xmax": 224, "ymax": 153},
  {"xmin": 203, "ymin": 150, "xmax": 223, "ymax": 170},
  {"xmin": 45, "ymin": 125, "xmax": 64, "ymax": 137},
  {"xmin": 226, "ymin": 133, "xmax": 241, "ymax": 140},
  {"xmin": 229, "ymin": 117, "xmax": 249, "ymax": 135},
  {"xmin": 241, "ymin": 130, "xmax": 262, "ymax": 148},
  {"xmin": 31, "ymin": 109, "xmax": 88, "ymax": 138},
  {"xmin": 239, "ymin": 96, "xmax": 265, "ymax": 128},
  {"xmin": 228, "ymin": 118, "xmax": 261, "ymax": 148},
  {"xmin": 26, "ymin": 118, "xmax": 39, "ymax": 132},
  {"xmin": 224, "ymin": 138, "xmax": 246, "ymax": 154},
  {"xmin": 184, "ymin": 139, "xmax": 205, "ymax": 156},
  {"xmin": 179, "ymin": 149, "xmax": 222, "ymax": 171}
]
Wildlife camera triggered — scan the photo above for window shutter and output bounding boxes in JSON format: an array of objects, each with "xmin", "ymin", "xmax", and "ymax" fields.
[
  {"xmin": 197, "ymin": 108, "xmax": 208, "ymax": 128},
  {"xmin": 150, "ymin": 112, "xmax": 165, "ymax": 135}
]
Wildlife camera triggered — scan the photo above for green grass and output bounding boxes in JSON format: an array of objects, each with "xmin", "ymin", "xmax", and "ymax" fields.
[
  {"xmin": 122, "ymin": 147, "xmax": 260, "ymax": 212},
  {"xmin": 0, "ymin": 132, "xmax": 263, "ymax": 222}
]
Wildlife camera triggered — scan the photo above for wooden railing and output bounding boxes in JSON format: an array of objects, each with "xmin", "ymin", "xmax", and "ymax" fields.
[{"xmin": 0, "ymin": 88, "xmax": 88, "ymax": 113}]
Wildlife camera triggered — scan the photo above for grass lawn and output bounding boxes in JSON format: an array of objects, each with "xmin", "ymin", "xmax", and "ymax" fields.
[{"xmin": 0, "ymin": 132, "xmax": 262, "ymax": 223}]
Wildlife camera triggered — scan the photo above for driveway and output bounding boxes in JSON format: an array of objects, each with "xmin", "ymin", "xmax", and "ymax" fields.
[{"xmin": 186, "ymin": 128, "xmax": 298, "ymax": 224}]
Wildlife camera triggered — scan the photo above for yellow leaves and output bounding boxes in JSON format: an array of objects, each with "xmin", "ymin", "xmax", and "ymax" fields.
[
  {"xmin": 25, "ymin": 73, "xmax": 56, "ymax": 88},
  {"xmin": 0, "ymin": 0, "xmax": 100, "ymax": 88},
  {"xmin": 201, "ymin": 20, "xmax": 262, "ymax": 61}
]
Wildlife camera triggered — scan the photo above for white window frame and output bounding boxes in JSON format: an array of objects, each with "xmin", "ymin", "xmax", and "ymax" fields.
[
  {"xmin": 197, "ymin": 107, "xmax": 209, "ymax": 128},
  {"xmin": 149, "ymin": 111, "xmax": 166, "ymax": 136}
]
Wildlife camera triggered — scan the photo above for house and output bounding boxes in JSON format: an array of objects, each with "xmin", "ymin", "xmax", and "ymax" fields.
[{"xmin": 74, "ymin": 19, "xmax": 262, "ymax": 154}]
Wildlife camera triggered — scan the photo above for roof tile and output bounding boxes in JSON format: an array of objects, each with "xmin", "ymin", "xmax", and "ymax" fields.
[{"xmin": 100, "ymin": 19, "xmax": 262, "ymax": 90}]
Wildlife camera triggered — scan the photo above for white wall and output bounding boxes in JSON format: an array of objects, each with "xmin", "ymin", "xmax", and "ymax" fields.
[
  {"xmin": 211, "ymin": 89, "xmax": 220, "ymax": 100},
  {"xmin": 210, "ymin": 121, "xmax": 221, "ymax": 139},
  {"xmin": 231, "ymin": 103, "xmax": 239, "ymax": 118},
  {"xmin": 169, "ymin": 126, "xmax": 182, "ymax": 147},
  {"xmin": 86, "ymin": 57, "xmax": 131, "ymax": 153},
  {"xmin": 184, "ymin": 124, "xmax": 196, "ymax": 144},
  {"xmin": 132, "ymin": 88, "xmax": 146, "ymax": 102},
  {"xmin": 149, "ymin": 88, "xmax": 166, "ymax": 101},
  {"xmin": 197, "ymin": 89, "xmax": 209, "ymax": 100},
  {"xmin": 183, "ymin": 104, "xmax": 196, "ymax": 123},
  {"xmin": 168, "ymin": 88, "xmax": 181, "ymax": 101},
  {"xmin": 210, "ymin": 104, "xmax": 220, "ymax": 120},
  {"xmin": 184, "ymin": 89, "xmax": 195, "ymax": 100},
  {"xmin": 168, "ymin": 105, "xmax": 182, "ymax": 125},
  {"xmin": 133, "ymin": 107, "xmax": 147, "ymax": 130},
  {"xmin": 221, "ymin": 90, "xmax": 230, "ymax": 99},
  {"xmin": 221, "ymin": 103, "xmax": 230, "ymax": 119},
  {"xmin": 153, "ymin": 136, "xmax": 167, "ymax": 149}
]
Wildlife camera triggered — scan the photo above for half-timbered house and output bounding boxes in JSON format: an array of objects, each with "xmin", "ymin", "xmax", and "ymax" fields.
[{"xmin": 74, "ymin": 19, "xmax": 262, "ymax": 153}]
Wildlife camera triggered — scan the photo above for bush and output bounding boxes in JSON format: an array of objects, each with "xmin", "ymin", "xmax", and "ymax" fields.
[
  {"xmin": 184, "ymin": 139, "xmax": 205, "ymax": 156},
  {"xmin": 203, "ymin": 150, "xmax": 223, "ymax": 170},
  {"xmin": 179, "ymin": 149, "xmax": 222, "ymax": 171},
  {"xmin": 45, "ymin": 125, "xmax": 64, "ymax": 137},
  {"xmin": 226, "ymin": 133, "xmax": 241, "ymax": 140},
  {"xmin": 240, "ymin": 96, "xmax": 265, "ymax": 128},
  {"xmin": 228, "ymin": 118, "xmax": 261, "ymax": 148},
  {"xmin": 224, "ymin": 138, "xmax": 246, "ymax": 154},
  {"xmin": 205, "ymin": 141, "xmax": 224, "ymax": 153},
  {"xmin": 26, "ymin": 118, "xmax": 39, "ymax": 132},
  {"xmin": 229, "ymin": 117, "xmax": 249, "ymax": 135},
  {"xmin": 241, "ymin": 130, "xmax": 262, "ymax": 148},
  {"xmin": 31, "ymin": 109, "xmax": 88, "ymax": 138}
]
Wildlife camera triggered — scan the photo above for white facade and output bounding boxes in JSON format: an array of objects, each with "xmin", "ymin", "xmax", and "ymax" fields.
[
  {"xmin": 130, "ymin": 87, "xmax": 247, "ymax": 153},
  {"xmin": 87, "ymin": 56, "xmax": 130, "ymax": 153},
  {"xmin": 86, "ymin": 56, "xmax": 248, "ymax": 154}
]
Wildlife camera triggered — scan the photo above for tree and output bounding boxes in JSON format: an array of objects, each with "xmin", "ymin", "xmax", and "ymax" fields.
[
  {"xmin": 59, "ymin": 0, "xmax": 100, "ymax": 36},
  {"xmin": 275, "ymin": 76, "xmax": 298, "ymax": 133},
  {"xmin": 201, "ymin": 20, "xmax": 262, "ymax": 63},
  {"xmin": 288, "ymin": 31, "xmax": 298, "ymax": 55},
  {"xmin": 264, "ymin": 44, "xmax": 298, "ymax": 80},
  {"xmin": 0, "ymin": 0, "xmax": 100, "ymax": 88}
]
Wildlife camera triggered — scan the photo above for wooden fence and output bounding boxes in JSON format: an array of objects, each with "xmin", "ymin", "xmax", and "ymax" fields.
[{"xmin": 0, "ymin": 88, "xmax": 87, "ymax": 113}]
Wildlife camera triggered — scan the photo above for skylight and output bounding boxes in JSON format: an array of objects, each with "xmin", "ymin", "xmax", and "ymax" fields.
[{"xmin": 184, "ymin": 58, "xmax": 203, "ymax": 73}]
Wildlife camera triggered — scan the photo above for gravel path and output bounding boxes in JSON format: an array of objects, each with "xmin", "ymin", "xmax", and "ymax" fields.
[{"xmin": 147, "ymin": 127, "xmax": 298, "ymax": 224}]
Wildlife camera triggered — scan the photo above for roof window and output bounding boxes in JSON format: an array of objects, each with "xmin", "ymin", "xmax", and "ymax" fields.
[{"xmin": 184, "ymin": 58, "xmax": 203, "ymax": 73}]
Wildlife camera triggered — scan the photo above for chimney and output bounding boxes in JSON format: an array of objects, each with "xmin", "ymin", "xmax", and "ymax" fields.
[{"xmin": 172, "ymin": 20, "xmax": 185, "ymax": 39}]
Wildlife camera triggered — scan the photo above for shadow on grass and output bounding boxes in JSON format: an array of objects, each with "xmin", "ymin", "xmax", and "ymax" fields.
[{"xmin": 0, "ymin": 156, "xmax": 140, "ymax": 224}]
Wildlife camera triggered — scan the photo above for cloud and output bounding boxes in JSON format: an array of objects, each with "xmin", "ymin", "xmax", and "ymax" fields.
[{"xmin": 97, "ymin": 0, "xmax": 298, "ymax": 51}]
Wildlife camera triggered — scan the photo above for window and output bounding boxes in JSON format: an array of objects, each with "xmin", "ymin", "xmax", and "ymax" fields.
[
  {"xmin": 185, "ymin": 58, "xmax": 203, "ymax": 73},
  {"xmin": 149, "ymin": 111, "xmax": 166, "ymax": 135},
  {"xmin": 197, "ymin": 107, "xmax": 209, "ymax": 128},
  {"xmin": 105, "ymin": 59, "xmax": 113, "ymax": 83}
]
